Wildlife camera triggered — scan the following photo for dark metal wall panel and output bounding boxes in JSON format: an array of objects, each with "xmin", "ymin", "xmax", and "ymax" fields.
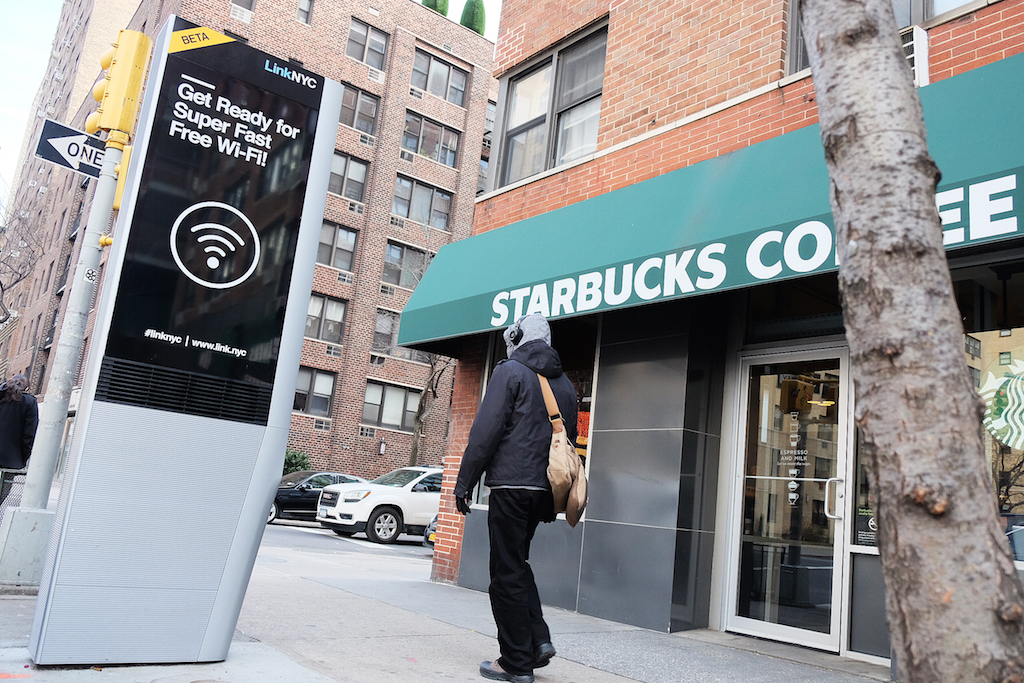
[
  {"xmin": 458, "ymin": 511, "xmax": 491, "ymax": 592},
  {"xmin": 588, "ymin": 429, "xmax": 685, "ymax": 527},
  {"xmin": 849, "ymin": 553, "xmax": 891, "ymax": 658},
  {"xmin": 578, "ymin": 520, "xmax": 676, "ymax": 630},
  {"xmin": 679, "ymin": 431, "xmax": 721, "ymax": 533},
  {"xmin": 671, "ymin": 529, "xmax": 717, "ymax": 630},
  {"xmin": 592, "ymin": 334, "xmax": 688, "ymax": 431},
  {"xmin": 526, "ymin": 521, "xmax": 586, "ymax": 610}
]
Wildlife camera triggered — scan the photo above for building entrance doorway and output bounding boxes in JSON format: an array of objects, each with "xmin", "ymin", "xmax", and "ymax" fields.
[{"xmin": 726, "ymin": 347, "xmax": 852, "ymax": 651}]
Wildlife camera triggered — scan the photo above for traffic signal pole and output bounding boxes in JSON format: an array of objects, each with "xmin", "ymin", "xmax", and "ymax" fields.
[{"xmin": 19, "ymin": 145, "xmax": 121, "ymax": 510}]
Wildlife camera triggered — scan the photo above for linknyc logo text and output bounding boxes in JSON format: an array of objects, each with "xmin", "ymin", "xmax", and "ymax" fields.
[{"xmin": 264, "ymin": 60, "xmax": 318, "ymax": 89}]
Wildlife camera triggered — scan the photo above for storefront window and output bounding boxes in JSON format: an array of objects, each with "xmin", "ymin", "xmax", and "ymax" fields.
[{"xmin": 853, "ymin": 258, "xmax": 1024, "ymax": 560}]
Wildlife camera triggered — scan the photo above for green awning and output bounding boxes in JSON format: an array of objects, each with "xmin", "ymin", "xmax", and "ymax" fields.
[{"xmin": 399, "ymin": 52, "xmax": 1024, "ymax": 348}]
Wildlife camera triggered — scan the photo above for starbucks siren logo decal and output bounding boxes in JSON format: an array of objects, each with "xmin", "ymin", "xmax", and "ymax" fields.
[{"xmin": 980, "ymin": 352, "xmax": 1024, "ymax": 450}]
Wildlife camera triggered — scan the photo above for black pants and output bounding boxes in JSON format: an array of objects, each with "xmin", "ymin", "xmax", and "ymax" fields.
[{"xmin": 487, "ymin": 488, "xmax": 554, "ymax": 676}]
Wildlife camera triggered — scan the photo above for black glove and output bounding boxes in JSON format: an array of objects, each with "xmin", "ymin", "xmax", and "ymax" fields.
[{"xmin": 455, "ymin": 496, "xmax": 472, "ymax": 515}]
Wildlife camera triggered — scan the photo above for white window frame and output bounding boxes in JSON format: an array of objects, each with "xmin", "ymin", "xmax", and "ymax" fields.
[
  {"xmin": 328, "ymin": 152, "xmax": 368, "ymax": 201},
  {"xmin": 374, "ymin": 309, "xmax": 430, "ymax": 363},
  {"xmin": 306, "ymin": 293, "xmax": 347, "ymax": 343},
  {"xmin": 392, "ymin": 176, "xmax": 452, "ymax": 230},
  {"xmin": 382, "ymin": 240, "xmax": 430, "ymax": 290},
  {"xmin": 402, "ymin": 111, "xmax": 460, "ymax": 167},
  {"xmin": 362, "ymin": 380, "xmax": 421, "ymax": 432},
  {"xmin": 318, "ymin": 221, "xmax": 357, "ymax": 271},
  {"xmin": 294, "ymin": 367, "xmax": 336, "ymax": 417},
  {"xmin": 339, "ymin": 83, "xmax": 379, "ymax": 135},
  {"xmin": 411, "ymin": 49, "xmax": 468, "ymax": 106},
  {"xmin": 346, "ymin": 18, "xmax": 388, "ymax": 70}
]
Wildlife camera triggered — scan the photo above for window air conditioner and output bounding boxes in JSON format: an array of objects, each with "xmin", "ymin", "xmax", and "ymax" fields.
[{"xmin": 900, "ymin": 25, "xmax": 930, "ymax": 88}]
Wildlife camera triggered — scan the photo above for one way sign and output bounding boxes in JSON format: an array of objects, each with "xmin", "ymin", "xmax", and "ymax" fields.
[{"xmin": 35, "ymin": 119, "xmax": 106, "ymax": 179}]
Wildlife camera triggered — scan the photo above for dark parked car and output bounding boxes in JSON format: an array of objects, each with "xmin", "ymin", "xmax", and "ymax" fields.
[
  {"xmin": 269, "ymin": 471, "xmax": 365, "ymax": 523},
  {"xmin": 423, "ymin": 514, "xmax": 438, "ymax": 548}
]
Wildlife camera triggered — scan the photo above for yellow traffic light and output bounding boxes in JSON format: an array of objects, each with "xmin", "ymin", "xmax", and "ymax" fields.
[{"xmin": 86, "ymin": 30, "xmax": 152, "ymax": 143}]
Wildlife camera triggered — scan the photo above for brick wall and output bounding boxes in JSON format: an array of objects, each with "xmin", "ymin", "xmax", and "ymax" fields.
[
  {"xmin": 928, "ymin": 0, "xmax": 1024, "ymax": 81},
  {"xmin": 474, "ymin": 75, "xmax": 818, "ymax": 235},
  {"xmin": 431, "ymin": 335, "xmax": 485, "ymax": 583}
]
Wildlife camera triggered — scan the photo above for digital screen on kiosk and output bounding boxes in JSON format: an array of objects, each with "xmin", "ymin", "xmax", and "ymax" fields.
[{"xmin": 105, "ymin": 19, "xmax": 323, "ymax": 387}]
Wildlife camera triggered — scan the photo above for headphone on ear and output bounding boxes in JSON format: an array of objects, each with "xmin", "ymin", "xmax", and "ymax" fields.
[{"xmin": 509, "ymin": 318, "xmax": 524, "ymax": 346}]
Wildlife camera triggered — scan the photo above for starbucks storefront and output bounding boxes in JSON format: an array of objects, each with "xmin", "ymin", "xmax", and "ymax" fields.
[{"xmin": 398, "ymin": 52, "xmax": 1024, "ymax": 664}]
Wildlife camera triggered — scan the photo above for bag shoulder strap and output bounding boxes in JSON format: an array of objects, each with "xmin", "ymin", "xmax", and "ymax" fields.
[{"xmin": 536, "ymin": 373, "xmax": 565, "ymax": 434}]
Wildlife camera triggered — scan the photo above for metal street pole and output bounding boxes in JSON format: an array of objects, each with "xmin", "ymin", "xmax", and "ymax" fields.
[{"xmin": 20, "ymin": 145, "xmax": 121, "ymax": 509}]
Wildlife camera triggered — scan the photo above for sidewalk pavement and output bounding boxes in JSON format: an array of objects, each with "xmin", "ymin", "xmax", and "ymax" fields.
[{"xmin": 0, "ymin": 526, "xmax": 892, "ymax": 683}]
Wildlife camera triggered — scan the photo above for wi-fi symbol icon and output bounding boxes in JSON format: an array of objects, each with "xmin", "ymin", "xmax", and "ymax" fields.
[
  {"xmin": 170, "ymin": 201, "xmax": 261, "ymax": 290},
  {"xmin": 192, "ymin": 223, "xmax": 246, "ymax": 270}
]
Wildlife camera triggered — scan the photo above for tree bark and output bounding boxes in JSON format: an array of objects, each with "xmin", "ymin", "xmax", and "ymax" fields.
[{"xmin": 799, "ymin": 1, "xmax": 1024, "ymax": 680}]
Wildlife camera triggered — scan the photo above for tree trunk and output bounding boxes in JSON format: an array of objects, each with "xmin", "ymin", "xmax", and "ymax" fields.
[{"xmin": 799, "ymin": 1, "xmax": 1024, "ymax": 680}]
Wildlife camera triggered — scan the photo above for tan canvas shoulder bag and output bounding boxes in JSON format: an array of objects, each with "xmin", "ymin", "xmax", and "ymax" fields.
[{"xmin": 537, "ymin": 374, "xmax": 588, "ymax": 527}]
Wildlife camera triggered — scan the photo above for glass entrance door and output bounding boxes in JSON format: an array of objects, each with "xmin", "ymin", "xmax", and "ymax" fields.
[{"xmin": 727, "ymin": 352, "xmax": 849, "ymax": 651}]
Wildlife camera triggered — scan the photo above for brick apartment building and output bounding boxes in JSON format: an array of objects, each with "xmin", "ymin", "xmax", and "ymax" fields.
[
  {"xmin": 6, "ymin": 0, "xmax": 495, "ymax": 480},
  {"xmin": 397, "ymin": 0, "xmax": 1024, "ymax": 667},
  {"xmin": 2, "ymin": 0, "xmax": 136, "ymax": 401}
]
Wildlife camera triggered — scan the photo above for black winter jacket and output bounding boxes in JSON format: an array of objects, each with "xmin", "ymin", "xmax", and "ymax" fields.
[
  {"xmin": 0, "ymin": 393, "xmax": 38, "ymax": 470},
  {"xmin": 455, "ymin": 340, "xmax": 578, "ymax": 496}
]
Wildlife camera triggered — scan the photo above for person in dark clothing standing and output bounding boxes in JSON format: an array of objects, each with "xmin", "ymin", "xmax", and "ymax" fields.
[
  {"xmin": 454, "ymin": 314, "xmax": 578, "ymax": 683},
  {"xmin": 0, "ymin": 374, "xmax": 39, "ymax": 506}
]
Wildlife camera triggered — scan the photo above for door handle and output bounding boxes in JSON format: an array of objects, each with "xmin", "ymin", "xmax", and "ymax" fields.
[{"xmin": 825, "ymin": 477, "xmax": 844, "ymax": 520}]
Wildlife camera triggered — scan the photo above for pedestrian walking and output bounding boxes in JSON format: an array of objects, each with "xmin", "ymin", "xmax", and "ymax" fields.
[
  {"xmin": 454, "ymin": 314, "xmax": 578, "ymax": 683},
  {"xmin": 0, "ymin": 374, "xmax": 39, "ymax": 506}
]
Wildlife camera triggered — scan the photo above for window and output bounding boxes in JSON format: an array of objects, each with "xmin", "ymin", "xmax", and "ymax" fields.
[
  {"xmin": 477, "ymin": 158, "xmax": 489, "ymax": 195},
  {"xmin": 231, "ymin": 0, "xmax": 256, "ymax": 10},
  {"xmin": 500, "ymin": 28, "xmax": 606, "ymax": 186},
  {"xmin": 339, "ymin": 83, "xmax": 378, "ymax": 134},
  {"xmin": 392, "ymin": 176, "xmax": 452, "ymax": 230},
  {"xmin": 402, "ymin": 112, "xmax": 460, "ymax": 167},
  {"xmin": 374, "ymin": 310, "xmax": 430, "ymax": 362},
  {"xmin": 294, "ymin": 367, "xmax": 335, "ymax": 417},
  {"xmin": 346, "ymin": 18, "xmax": 388, "ymax": 70},
  {"xmin": 485, "ymin": 101, "xmax": 496, "ymax": 134},
  {"xmin": 363, "ymin": 381, "xmax": 420, "ymax": 431},
  {"xmin": 382, "ymin": 241, "xmax": 428, "ymax": 290},
  {"xmin": 965, "ymin": 334, "xmax": 982, "ymax": 357},
  {"xmin": 306, "ymin": 294, "xmax": 346, "ymax": 343},
  {"xmin": 328, "ymin": 152, "xmax": 368, "ymax": 201},
  {"xmin": 297, "ymin": 0, "xmax": 312, "ymax": 23},
  {"xmin": 1001, "ymin": 351, "xmax": 1013, "ymax": 366},
  {"xmin": 411, "ymin": 50, "xmax": 468, "ymax": 106},
  {"xmin": 416, "ymin": 472, "xmax": 442, "ymax": 492},
  {"xmin": 318, "ymin": 222, "xmax": 357, "ymax": 271},
  {"xmin": 789, "ymin": 0, "xmax": 973, "ymax": 73}
]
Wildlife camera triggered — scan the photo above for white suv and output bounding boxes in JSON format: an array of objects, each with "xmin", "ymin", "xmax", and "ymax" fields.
[{"xmin": 317, "ymin": 466, "xmax": 443, "ymax": 543}]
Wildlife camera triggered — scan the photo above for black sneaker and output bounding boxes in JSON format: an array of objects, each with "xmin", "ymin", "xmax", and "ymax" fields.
[
  {"xmin": 479, "ymin": 660, "xmax": 534, "ymax": 683},
  {"xmin": 534, "ymin": 642, "xmax": 556, "ymax": 668}
]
